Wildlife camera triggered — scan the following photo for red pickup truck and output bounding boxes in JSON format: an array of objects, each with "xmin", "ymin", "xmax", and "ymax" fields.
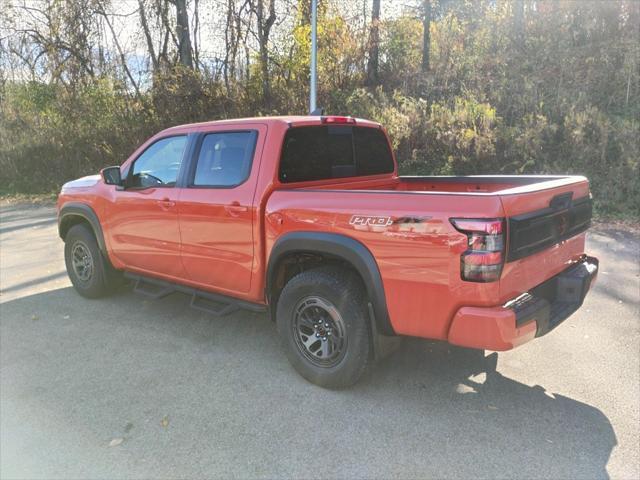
[{"xmin": 57, "ymin": 115, "xmax": 598, "ymax": 388}]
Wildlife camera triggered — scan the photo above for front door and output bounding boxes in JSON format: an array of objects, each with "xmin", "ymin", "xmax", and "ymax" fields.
[
  {"xmin": 178, "ymin": 125, "xmax": 266, "ymax": 294},
  {"xmin": 107, "ymin": 135, "xmax": 189, "ymax": 279}
]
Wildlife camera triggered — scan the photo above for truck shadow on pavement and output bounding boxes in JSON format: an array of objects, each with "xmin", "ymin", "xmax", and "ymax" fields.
[
  {"xmin": 366, "ymin": 339, "xmax": 617, "ymax": 478},
  {"xmin": 1, "ymin": 286, "xmax": 616, "ymax": 479}
]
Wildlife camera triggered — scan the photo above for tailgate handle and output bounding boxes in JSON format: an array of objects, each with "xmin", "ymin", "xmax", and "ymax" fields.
[{"xmin": 550, "ymin": 192, "xmax": 573, "ymax": 211}]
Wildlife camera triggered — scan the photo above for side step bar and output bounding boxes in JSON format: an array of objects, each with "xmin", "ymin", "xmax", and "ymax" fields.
[
  {"xmin": 125, "ymin": 272, "xmax": 267, "ymax": 317},
  {"xmin": 132, "ymin": 276, "xmax": 174, "ymax": 300}
]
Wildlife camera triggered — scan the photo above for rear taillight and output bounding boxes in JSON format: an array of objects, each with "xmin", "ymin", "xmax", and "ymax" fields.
[{"xmin": 451, "ymin": 218, "xmax": 505, "ymax": 282}]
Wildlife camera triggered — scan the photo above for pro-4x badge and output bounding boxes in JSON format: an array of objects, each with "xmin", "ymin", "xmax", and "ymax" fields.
[{"xmin": 349, "ymin": 215, "xmax": 393, "ymax": 227}]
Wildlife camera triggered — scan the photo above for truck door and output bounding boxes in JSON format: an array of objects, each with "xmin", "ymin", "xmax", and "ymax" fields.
[
  {"xmin": 106, "ymin": 135, "xmax": 189, "ymax": 278},
  {"xmin": 177, "ymin": 124, "xmax": 266, "ymax": 294}
]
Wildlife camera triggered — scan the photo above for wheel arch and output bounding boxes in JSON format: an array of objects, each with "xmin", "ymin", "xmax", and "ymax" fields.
[
  {"xmin": 58, "ymin": 203, "xmax": 107, "ymax": 256},
  {"xmin": 266, "ymin": 232, "xmax": 395, "ymax": 335}
]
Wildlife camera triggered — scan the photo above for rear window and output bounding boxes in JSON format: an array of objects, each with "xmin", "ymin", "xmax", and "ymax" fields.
[{"xmin": 279, "ymin": 126, "xmax": 394, "ymax": 183}]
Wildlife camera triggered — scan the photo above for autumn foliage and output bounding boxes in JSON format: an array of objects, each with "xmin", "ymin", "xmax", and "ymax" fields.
[{"xmin": 0, "ymin": 0, "xmax": 638, "ymax": 215}]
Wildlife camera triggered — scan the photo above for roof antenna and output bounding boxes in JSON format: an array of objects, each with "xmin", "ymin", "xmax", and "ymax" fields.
[{"xmin": 309, "ymin": 0, "xmax": 322, "ymax": 115}]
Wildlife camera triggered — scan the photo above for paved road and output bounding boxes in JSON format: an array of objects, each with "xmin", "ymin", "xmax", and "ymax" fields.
[{"xmin": 1, "ymin": 203, "xmax": 638, "ymax": 479}]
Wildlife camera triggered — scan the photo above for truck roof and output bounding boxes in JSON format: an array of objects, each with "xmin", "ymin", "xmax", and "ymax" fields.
[{"xmin": 160, "ymin": 116, "xmax": 382, "ymax": 135}]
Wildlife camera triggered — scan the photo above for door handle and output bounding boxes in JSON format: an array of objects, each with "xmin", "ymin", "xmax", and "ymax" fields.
[
  {"xmin": 157, "ymin": 198, "xmax": 176, "ymax": 209},
  {"xmin": 224, "ymin": 201, "xmax": 248, "ymax": 217}
]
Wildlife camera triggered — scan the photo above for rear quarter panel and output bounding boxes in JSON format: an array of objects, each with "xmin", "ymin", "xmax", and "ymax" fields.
[{"xmin": 265, "ymin": 190, "xmax": 506, "ymax": 339}]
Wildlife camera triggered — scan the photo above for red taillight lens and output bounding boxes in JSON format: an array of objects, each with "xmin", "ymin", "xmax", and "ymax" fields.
[
  {"xmin": 321, "ymin": 116, "xmax": 356, "ymax": 124},
  {"xmin": 462, "ymin": 251, "xmax": 503, "ymax": 266},
  {"xmin": 451, "ymin": 218, "xmax": 505, "ymax": 283}
]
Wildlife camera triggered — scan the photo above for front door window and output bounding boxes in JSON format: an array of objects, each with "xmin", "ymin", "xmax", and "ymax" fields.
[{"xmin": 129, "ymin": 136, "xmax": 187, "ymax": 188}]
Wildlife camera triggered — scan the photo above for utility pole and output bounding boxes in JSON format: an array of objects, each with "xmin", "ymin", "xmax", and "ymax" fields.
[{"xmin": 309, "ymin": 0, "xmax": 318, "ymax": 113}]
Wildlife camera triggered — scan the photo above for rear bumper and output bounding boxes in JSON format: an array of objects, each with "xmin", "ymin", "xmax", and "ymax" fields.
[{"xmin": 447, "ymin": 256, "xmax": 599, "ymax": 351}]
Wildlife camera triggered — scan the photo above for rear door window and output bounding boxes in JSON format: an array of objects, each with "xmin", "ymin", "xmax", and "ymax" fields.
[
  {"xmin": 191, "ymin": 131, "xmax": 258, "ymax": 187},
  {"xmin": 279, "ymin": 126, "xmax": 394, "ymax": 183}
]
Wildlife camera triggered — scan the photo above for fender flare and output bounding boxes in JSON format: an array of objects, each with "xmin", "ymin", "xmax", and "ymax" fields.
[
  {"xmin": 267, "ymin": 232, "xmax": 395, "ymax": 335},
  {"xmin": 58, "ymin": 203, "xmax": 107, "ymax": 256}
]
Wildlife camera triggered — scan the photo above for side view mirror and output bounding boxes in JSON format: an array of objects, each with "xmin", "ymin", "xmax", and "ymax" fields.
[{"xmin": 101, "ymin": 166, "xmax": 123, "ymax": 186}]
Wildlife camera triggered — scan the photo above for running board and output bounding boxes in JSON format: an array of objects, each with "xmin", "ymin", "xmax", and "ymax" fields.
[
  {"xmin": 133, "ymin": 277, "xmax": 174, "ymax": 299},
  {"xmin": 190, "ymin": 294, "xmax": 239, "ymax": 317},
  {"xmin": 125, "ymin": 272, "xmax": 266, "ymax": 317}
]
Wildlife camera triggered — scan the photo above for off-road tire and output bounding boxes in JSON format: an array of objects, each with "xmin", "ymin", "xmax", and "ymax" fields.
[
  {"xmin": 64, "ymin": 224, "xmax": 119, "ymax": 298},
  {"xmin": 276, "ymin": 266, "xmax": 372, "ymax": 389}
]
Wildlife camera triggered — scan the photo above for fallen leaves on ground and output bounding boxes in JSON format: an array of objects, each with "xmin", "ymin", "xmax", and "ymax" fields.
[
  {"xmin": 108, "ymin": 438, "xmax": 124, "ymax": 447},
  {"xmin": 161, "ymin": 415, "xmax": 169, "ymax": 428}
]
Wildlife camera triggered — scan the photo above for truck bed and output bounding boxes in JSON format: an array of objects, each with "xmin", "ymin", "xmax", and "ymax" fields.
[{"xmin": 266, "ymin": 174, "xmax": 592, "ymax": 340}]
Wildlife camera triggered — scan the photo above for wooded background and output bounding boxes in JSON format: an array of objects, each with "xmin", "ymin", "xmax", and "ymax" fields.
[{"xmin": 0, "ymin": 0, "xmax": 638, "ymax": 215}]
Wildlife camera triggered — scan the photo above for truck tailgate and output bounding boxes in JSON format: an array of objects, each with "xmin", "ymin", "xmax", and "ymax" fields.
[{"xmin": 499, "ymin": 176, "xmax": 592, "ymax": 300}]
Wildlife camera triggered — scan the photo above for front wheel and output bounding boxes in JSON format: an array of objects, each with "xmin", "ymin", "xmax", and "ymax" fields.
[
  {"xmin": 276, "ymin": 266, "xmax": 372, "ymax": 389},
  {"xmin": 64, "ymin": 224, "xmax": 119, "ymax": 298}
]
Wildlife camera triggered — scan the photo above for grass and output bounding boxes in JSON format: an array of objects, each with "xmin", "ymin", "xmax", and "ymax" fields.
[{"xmin": 0, "ymin": 190, "xmax": 58, "ymax": 207}]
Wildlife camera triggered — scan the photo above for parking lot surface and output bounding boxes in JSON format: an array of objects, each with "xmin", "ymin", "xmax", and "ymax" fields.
[{"xmin": 1, "ymin": 203, "xmax": 638, "ymax": 479}]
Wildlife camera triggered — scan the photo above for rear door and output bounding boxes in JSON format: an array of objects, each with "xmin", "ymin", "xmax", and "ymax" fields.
[
  {"xmin": 106, "ymin": 135, "xmax": 189, "ymax": 278},
  {"xmin": 178, "ymin": 124, "xmax": 266, "ymax": 294}
]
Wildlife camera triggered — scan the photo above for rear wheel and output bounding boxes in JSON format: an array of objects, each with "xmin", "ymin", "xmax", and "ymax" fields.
[
  {"xmin": 64, "ymin": 224, "xmax": 119, "ymax": 298},
  {"xmin": 276, "ymin": 266, "xmax": 372, "ymax": 388}
]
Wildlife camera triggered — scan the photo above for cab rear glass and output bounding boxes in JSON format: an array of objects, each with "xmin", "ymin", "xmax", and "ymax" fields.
[{"xmin": 278, "ymin": 126, "xmax": 394, "ymax": 183}]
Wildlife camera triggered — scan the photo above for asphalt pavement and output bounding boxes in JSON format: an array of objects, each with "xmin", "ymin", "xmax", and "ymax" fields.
[{"xmin": 1, "ymin": 202, "xmax": 638, "ymax": 479}]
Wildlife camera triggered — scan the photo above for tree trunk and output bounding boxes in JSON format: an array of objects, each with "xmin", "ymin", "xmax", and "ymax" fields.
[
  {"xmin": 158, "ymin": 0, "xmax": 172, "ymax": 66},
  {"xmin": 99, "ymin": 7, "xmax": 143, "ymax": 101},
  {"xmin": 421, "ymin": 0, "xmax": 431, "ymax": 72},
  {"xmin": 193, "ymin": 0, "xmax": 200, "ymax": 69},
  {"xmin": 366, "ymin": 0, "xmax": 381, "ymax": 86},
  {"xmin": 138, "ymin": 0, "xmax": 158, "ymax": 70},
  {"xmin": 255, "ymin": 0, "xmax": 276, "ymax": 108},
  {"xmin": 175, "ymin": 0, "xmax": 193, "ymax": 68},
  {"xmin": 513, "ymin": 0, "xmax": 525, "ymax": 45},
  {"xmin": 223, "ymin": 0, "xmax": 234, "ymax": 92}
]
